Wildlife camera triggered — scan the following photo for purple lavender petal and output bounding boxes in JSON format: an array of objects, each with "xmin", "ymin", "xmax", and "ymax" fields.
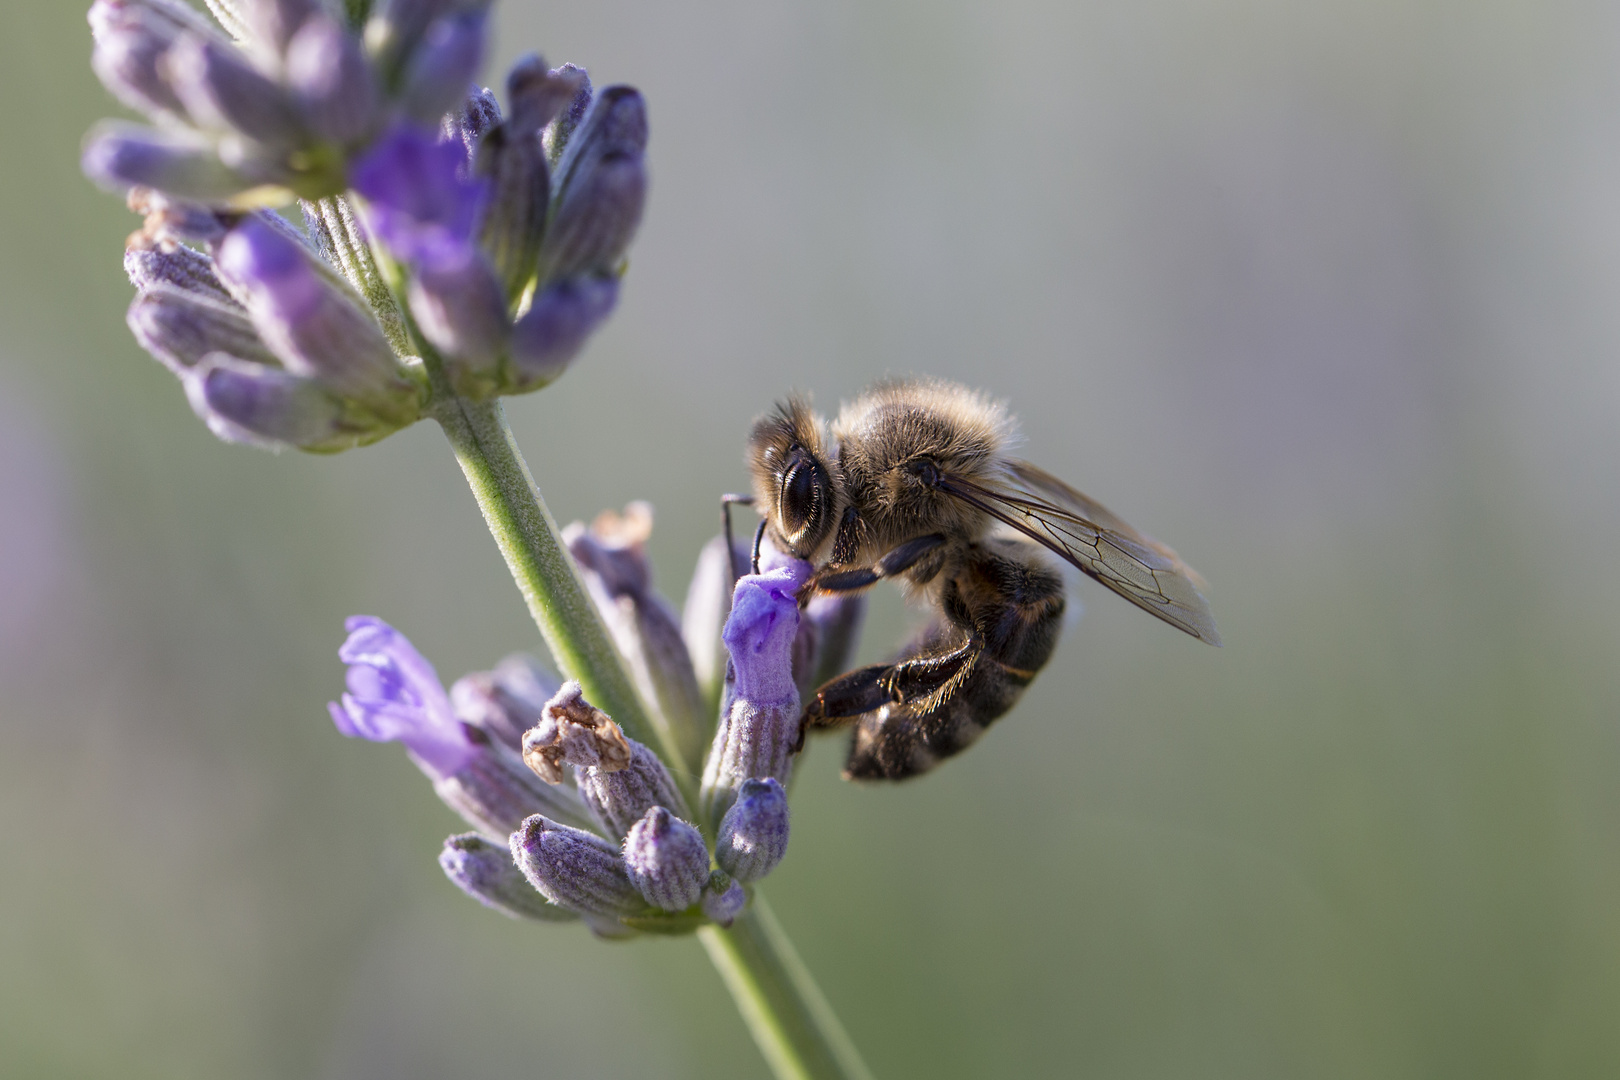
[
  {"xmin": 507, "ymin": 276, "xmax": 618, "ymax": 391},
  {"xmin": 349, "ymin": 122, "xmax": 488, "ymax": 269},
  {"xmin": 329, "ymin": 615, "xmax": 475, "ymax": 778},
  {"xmin": 723, "ymin": 561, "xmax": 810, "ymax": 704}
]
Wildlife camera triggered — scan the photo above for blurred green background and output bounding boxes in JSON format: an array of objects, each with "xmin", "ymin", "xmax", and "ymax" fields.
[{"xmin": 5, "ymin": 0, "xmax": 1620, "ymax": 1076}]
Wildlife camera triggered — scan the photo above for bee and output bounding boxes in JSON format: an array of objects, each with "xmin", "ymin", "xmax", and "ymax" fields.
[{"xmin": 736, "ymin": 378, "xmax": 1219, "ymax": 781}]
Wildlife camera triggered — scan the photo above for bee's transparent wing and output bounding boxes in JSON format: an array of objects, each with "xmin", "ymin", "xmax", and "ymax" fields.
[{"xmin": 937, "ymin": 459, "xmax": 1221, "ymax": 645}]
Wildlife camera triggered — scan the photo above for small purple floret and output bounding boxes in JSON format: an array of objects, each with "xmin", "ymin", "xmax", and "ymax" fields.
[
  {"xmin": 329, "ymin": 615, "xmax": 475, "ymax": 778},
  {"xmin": 349, "ymin": 122, "xmax": 488, "ymax": 270}
]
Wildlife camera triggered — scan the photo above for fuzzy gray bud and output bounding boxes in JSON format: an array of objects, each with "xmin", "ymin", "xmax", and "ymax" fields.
[
  {"xmin": 407, "ymin": 252, "xmax": 508, "ymax": 378},
  {"xmin": 83, "ymin": 124, "xmax": 246, "ymax": 201},
  {"xmin": 127, "ymin": 286, "xmax": 277, "ymax": 373},
  {"xmin": 576, "ymin": 740, "xmax": 691, "ymax": 843},
  {"xmin": 536, "ymin": 85, "xmax": 646, "ymax": 284},
  {"xmin": 702, "ymin": 873, "xmax": 747, "ymax": 927},
  {"xmin": 439, "ymin": 833, "xmax": 578, "ymax": 922},
  {"xmin": 184, "ymin": 353, "xmax": 348, "ymax": 449},
  {"xmin": 622, "ymin": 806, "xmax": 710, "ymax": 912},
  {"xmin": 397, "ymin": 10, "xmax": 487, "ymax": 124},
  {"xmin": 510, "ymin": 814, "xmax": 645, "ymax": 918},
  {"xmin": 566, "ymin": 503, "xmax": 708, "ymax": 775},
  {"xmin": 285, "ymin": 14, "xmax": 381, "ymax": 144},
  {"xmin": 164, "ymin": 33, "xmax": 306, "ymax": 146},
  {"xmin": 715, "ymin": 778, "xmax": 789, "ymax": 884}
]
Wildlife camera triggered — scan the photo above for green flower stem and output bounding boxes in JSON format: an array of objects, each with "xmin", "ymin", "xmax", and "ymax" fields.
[
  {"xmin": 428, "ymin": 387, "xmax": 872, "ymax": 1080},
  {"xmin": 429, "ymin": 392, "xmax": 685, "ymax": 783},
  {"xmin": 700, "ymin": 895, "xmax": 876, "ymax": 1080}
]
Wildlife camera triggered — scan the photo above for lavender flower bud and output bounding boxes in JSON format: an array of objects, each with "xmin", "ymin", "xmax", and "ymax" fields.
[
  {"xmin": 82, "ymin": 123, "xmax": 245, "ymax": 201},
  {"xmin": 397, "ymin": 10, "xmax": 487, "ymax": 125},
  {"xmin": 506, "ymin": 276, "xmax": 618, "ymax": 391},
  {"xmin": 510, "ymin": 814, "xmax": 645, "ymax": 918},
  {"xmin": 700, "ymin": 562, "xmax": 809, "ymax": 824},
  {"xmin": 214, "ymin": 216, "xmax": 415, "ymax": 413},
  {"xmin": 566, "ymin": 504, "xmax": 708, "ymax": 775},
  {"xmin": 285, "ymin": 14, "xmax": 381, "ymax": 144},
  {"xmin": 328, "ymin": 615, "xmax": 477, "ymax": 779},
  {"xmin": 702, "ymin": 873, "xmax": 747, "ymax": 927},
  {"xmin": 715, "ymin": 778, "xmax": 789, "ymax": 883},
  {"xmin": 364, "ymin": 0, "xmax": 480, "ymax": 81},
  {"xmin": 450, "ymin": 652, "xmax": 560, "ymax": 754},
  {"xmin": 536, "ymin": 86, "xmax": 647, "ymax": 284},
  {"xmin": 163, "ymin": 32, "xmax": 306, "ymax": 147},
  {"xmin": 439, "ymin": 833, "xmax": 578, "ymax": 922},
  {"xmin": 432, "ymin": 727, "xmax": 596, "ymax": 838},
  {"xmin": 89, "ymin": 0, "xmax": 216, "ymax": 121},
  {"xmin": 468, "ymin": 57, "xmax": 582, "ymax": 300},
  {"xmin": 124, "ymin": 241, "xmax": 230, "ymax": 300},
  {"xmin": 406, "ymin": 250, "xmax": 508, "ymax": 380},
  {"xmin": 185, "ymin": 353, "xmax": 349, "ymax": 449},
  {"xmin": 622, "ymin": 806, "xmax": 710, "ymax": 912},
  {"xmin": 127, "ymin": 286, "xmax": 277, "ymax": 373},
  {"xmin": 577, "ymin": 739, "xmax": 692, "ymax": 844},
  {"xmin": 441, "ymin": 86, "xmax": 501, "ymax": 165},
  {"xmin": 541, "ymin": 64, "xmax": 592, "ymax": 165},
  {"xmin": 520, "ymin": 680, "xmax": 632, "ymax": 784}
]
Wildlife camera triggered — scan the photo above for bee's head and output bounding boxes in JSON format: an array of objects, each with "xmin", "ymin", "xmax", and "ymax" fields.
[{"xmin": 747, "ymin": 396, "xmax": 841, "ymax": 560}]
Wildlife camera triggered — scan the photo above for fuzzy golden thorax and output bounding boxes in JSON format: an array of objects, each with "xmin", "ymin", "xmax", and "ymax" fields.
[{"xmin": 831, "ymin": 379, "xmax": 1015, "ymax": 559}]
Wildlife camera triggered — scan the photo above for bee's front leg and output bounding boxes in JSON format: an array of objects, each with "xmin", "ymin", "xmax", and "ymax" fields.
[{"xmin": 795, "ymin": 532, "xmax": 948, "ymax": 603}]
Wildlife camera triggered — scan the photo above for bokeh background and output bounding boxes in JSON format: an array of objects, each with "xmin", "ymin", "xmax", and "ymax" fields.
[{"xmin": 5, "ymin": 0, "xmax": 1620, "ymax": 1076}]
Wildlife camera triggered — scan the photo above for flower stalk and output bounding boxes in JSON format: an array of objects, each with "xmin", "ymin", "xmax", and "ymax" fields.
[{"xmin": 428, "ymin": 375, "xmax": 869, "ymax": 1079}]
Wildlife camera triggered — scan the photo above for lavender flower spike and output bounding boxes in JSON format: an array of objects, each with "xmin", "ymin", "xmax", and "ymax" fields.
[
  {"xmin": 622, "ymin": 806, "xmax": 710, "ymax": 912},
  {"xmin": 700, "ymin": 560, "xmax": 810, "ymax": 825},
  {"xmin": 716, "ymin": 777, "xmax": 790, "ymax": 884},
  {"xmin": 330, "ymin": 615, "xmax": 476, "ymax": 779},
  {"xmin": 440, "ymin": 833, "xmax": 578, "ymax": 922},
  {"xmin": 511, "ymin": 814, "xmax": 646, "ymax": 919}
]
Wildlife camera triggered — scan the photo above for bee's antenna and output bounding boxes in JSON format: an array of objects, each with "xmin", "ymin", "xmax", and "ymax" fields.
[{"xmin": 751, "ymin": 519, "xmax": 767, "ymax": 575}]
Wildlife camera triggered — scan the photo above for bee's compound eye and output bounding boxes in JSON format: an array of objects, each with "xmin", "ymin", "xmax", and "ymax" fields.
[{"xmin": 778, "ymin": 452, "xmax": 826, "ymax": 542}]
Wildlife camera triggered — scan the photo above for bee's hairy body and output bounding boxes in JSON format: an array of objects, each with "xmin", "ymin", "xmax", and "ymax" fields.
[{"xmin": 746, "ymin": 378, "xmax": 1216, "ymax": 781}]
